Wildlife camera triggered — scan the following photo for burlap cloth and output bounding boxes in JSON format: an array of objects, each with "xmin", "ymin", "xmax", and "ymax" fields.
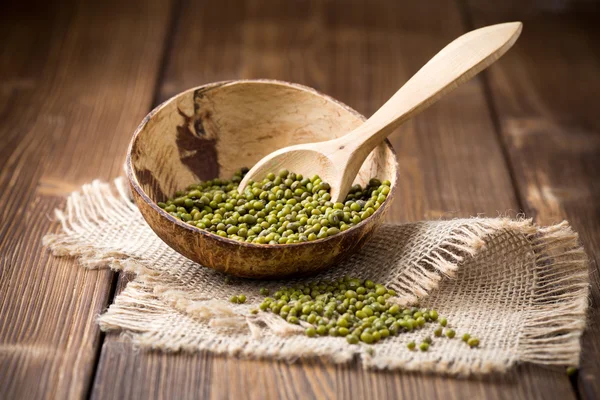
[{"xmin": 43, "ymin": 178, "xmax": 590, "ymax": 375}]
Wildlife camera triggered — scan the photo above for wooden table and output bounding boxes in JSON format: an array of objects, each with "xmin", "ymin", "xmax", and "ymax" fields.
[{"xmin": 1, "ymin": 0, "xmax": 598, "ymax": 398}]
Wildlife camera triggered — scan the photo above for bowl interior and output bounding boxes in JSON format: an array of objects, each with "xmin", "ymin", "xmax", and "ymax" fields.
[{"xmin": 129, "ymin": 80, "xmax": 397, "ymax": 207}]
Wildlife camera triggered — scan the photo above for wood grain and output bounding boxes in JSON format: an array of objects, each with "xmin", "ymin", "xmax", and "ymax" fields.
[
  {"xmin": 465, "ymin": 1, "xmax": 600, "ymax": 398},
  {"xmin": 0, "ymin": 0, "xmax": 174, "ymax": 398},
  {"xmin": 2, "ymin": 0, "xmax": 594, "ymax": 398},
  {"xmin": 91, "ymin": 0, "xmax": 575, "ymax": 399},
  {"xmin": 94, "ymin": 334, "xmax": 573, "ymax": 400}
]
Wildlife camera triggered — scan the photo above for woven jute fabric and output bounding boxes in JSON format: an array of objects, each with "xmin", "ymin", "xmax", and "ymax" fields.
[{"xmin": 43, "ymin": 178, "xmax": 590, "ymax": 375}]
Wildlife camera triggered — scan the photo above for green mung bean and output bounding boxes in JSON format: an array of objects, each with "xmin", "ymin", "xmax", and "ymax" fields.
[
  {"xmin": 161, "ymin": 168, "xmax": 391, "ymax": 244},
  {"xmin": 254, "ymin": 276, "xmax": 453, "ymax": 345}
]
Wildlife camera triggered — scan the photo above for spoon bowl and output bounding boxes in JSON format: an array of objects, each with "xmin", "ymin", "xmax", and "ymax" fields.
[{"xmin": 126, "ymin": 80, "xmax": 398, "ymax": 278}]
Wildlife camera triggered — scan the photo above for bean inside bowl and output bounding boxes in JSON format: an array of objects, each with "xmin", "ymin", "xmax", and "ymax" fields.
[{"xmin": 126, "ymin": 80, "xmax": 398, "ymax": 278}]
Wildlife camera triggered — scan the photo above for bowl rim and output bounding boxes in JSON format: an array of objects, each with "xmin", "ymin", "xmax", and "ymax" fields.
[{"xmin": 126, "ymin": 79, "xmax": 400, "ymax": 250}]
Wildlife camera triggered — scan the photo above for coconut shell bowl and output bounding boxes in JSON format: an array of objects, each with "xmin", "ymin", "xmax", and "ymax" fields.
[{"xmin": 125, "ymin": 80, "xmax": 398, "ymax": 279}]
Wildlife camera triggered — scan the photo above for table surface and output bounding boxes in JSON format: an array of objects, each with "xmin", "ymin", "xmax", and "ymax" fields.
[{"xmin": 1, "ymin": 0, "xmax": 599, "ymax": 398}]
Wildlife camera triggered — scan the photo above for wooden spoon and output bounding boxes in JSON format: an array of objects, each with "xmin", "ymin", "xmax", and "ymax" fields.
[{"xmin": 239, "ymin": 22, "xmax": 522, "ymax": 202}]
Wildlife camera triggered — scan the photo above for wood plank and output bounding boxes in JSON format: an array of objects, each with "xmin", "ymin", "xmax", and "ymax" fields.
[
  {"xmin": 465, "ymin": 1, "xmax": 600, "ymax": 398},
  {"xmin": 92, "ymin": 0, "xmax": 575, "ymax": 398},
  {"xmin": 0, "ymin": 0, "xmax": 174, "ymax": 398},
  {"xmin": 93, "ymin": 335, "xmax": 572, "ymax": 400}
]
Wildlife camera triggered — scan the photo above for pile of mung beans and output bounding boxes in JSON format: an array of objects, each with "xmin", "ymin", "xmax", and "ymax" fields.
[
  {"xmin": 158, "ymin": 168, "xmax": 390, "ymax": 244},
  {"xmin": 247, "ymin": 276, "xmax": 481, "ymax": 349},
  {"xmin": 161, "ymin": 171, "xmax": 483, "ymax": 349}
]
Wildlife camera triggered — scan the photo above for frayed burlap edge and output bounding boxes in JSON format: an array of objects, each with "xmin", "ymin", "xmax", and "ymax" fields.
[{"xmin": 42, "ymin": 178, "xmax": 590, "ymax": 374}]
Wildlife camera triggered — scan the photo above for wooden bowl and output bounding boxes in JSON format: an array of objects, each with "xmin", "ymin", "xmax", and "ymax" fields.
[{"xmin": 126, "ymin": 80, "xmax": 398, "ymax": 278}]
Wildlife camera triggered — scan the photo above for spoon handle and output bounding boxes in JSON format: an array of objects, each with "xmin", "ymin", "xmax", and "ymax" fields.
[{"xmin": 333, "ymin": 22, "xmax": 522, "ymax": 164}]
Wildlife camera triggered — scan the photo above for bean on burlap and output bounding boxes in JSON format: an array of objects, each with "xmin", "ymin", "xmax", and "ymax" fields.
[{"xmin": 43, "ymin": 178, "xmax": 589, "ymax": 375}]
